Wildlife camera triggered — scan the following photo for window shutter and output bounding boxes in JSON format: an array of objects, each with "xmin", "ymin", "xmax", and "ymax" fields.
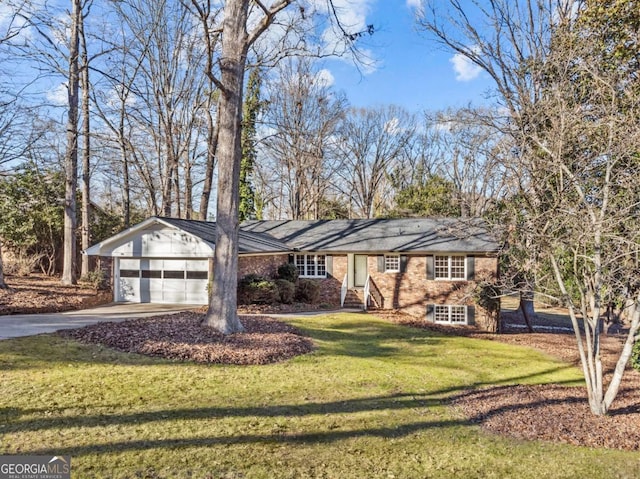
[
  {"xmin": 400, "ymin": 255, "xmax": 408, "ymax": 273},
  {"xmin": 426, "ymin": 304, "xmax": 435, "ymax": 322},
  {"xmin": 288, "ymin": 254, "xmax": 294, "ymax": 264},
  {"xmin": 426, "ymin": 255, "xmax": 434, "ymax": 280},
  {"xmin": 467, "ymin": 305, "xmax": 476, "ymax": 326},
  {"xmin": 377, "ymin": 255, "xmax": 384, "ymax": 272},
  {"xmin": 326, "ymin": 255, "xmax": 333, "ymax": 277},
  {"xmin": 466, "ymin": 255, "xmax": 475, "ymax": 281}
]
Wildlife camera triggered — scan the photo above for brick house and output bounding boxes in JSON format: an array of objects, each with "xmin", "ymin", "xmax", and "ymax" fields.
[{"xmin": 85, "ymin": 216, "xmax": 499, "ymax": 326}]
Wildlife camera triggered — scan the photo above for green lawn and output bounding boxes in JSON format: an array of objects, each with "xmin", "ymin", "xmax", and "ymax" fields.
[{"xmin": 1, "ymin": 313, "xmax": 638, "ymax": 478}]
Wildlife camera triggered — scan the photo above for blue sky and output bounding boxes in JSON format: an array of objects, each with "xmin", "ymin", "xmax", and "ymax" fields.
[{"xmin": 324, "ymin": 1, "xmax": 495, "ymax": 113}]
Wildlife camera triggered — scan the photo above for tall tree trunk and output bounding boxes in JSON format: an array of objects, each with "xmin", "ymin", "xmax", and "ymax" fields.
[
  {"xmin": 62, "ymin": 0, "xmax": 81, "ymax": 286},
  {"xmin": 201, "ymin": 0, "xmax": 249, "ymax": 334},
  {"xmin": 80, "ymin": 17, "xmax": 91, "ymax": 278},
  {"xmin": 184, "ymin": 158, "xmax": 193, "ymax": 219},
  {"xmin": 199, "ymin": 95, "xmax": 220, "ymax": 220},
  {"xmin": 0, "ymin": 239, "xmax": 7, "ymax": 289}
]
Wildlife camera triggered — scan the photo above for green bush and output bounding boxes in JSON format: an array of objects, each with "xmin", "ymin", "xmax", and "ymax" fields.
[
  {"xmin": 632, "ymin": 341, "xmax": 640, "ymax": 373},
  {"xmin": 277, "ymin": 263, "xmax": 299, "ymax": 283},
  {"xmin": 80, "ymin": 269, "xmax": 108, "ymax": 290},
  {"xmin": 275, "ymin": 279, "xmax": 295, "ymax": 304},
  {"xmin": 295, "ymin": 279, "xmax": 320, "ymax": 304},
  {"xmin": 237, "ymin": 274, "xmax": 279, "ymax": 305}
]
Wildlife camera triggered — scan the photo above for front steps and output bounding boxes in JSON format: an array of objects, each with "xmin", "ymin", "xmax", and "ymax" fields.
[{"xmin": 343, "ymin": 288, "xmax": 365, "ymax": 309}]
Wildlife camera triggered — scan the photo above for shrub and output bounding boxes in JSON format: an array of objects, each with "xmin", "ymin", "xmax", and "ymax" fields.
[
  {"xmin": 80, "ymin": 269, "xmax": 108, "ymax": 290},
  {"xmin": 632, "ymin": 341, "xmax": 640, "ymax": 373},
  {"xmin": 3, "ymin": 253, "xmax": 43, "ymax": 276},
  {"xmin": 237, "ymin": 274, "xmax": 279, "ymax": 305},
  {"xmin": 275, "ymin": 279, "xmax": 295, "ymax": 304},
  {"xmin": 295, "ymin": 279, "xmax": 320, "ymax": 304},
  {"xmin": 277, "ymin": 263, "xmax": 299, "ymax": 283}
]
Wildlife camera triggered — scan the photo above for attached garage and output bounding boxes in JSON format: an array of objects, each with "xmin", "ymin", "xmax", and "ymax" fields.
[{"xmin": 84, "ymin": 217, "xmax": 291, "ymax": 305}]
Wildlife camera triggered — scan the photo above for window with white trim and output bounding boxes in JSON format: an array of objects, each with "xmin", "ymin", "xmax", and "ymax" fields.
[
  {"xmin": 384, "ymin": 254, "xmax": 400, "ymax": 272},
  {"xmin": 434, "ymin": 305, "xmax": 467, "ymax": 324},
  {"xmin": 295, "ymin": 254, "xmax": 326, "ymax": 278},
  {"xmin": 435, "ymin": 255, "xmax": 466, "ymax": 280}
]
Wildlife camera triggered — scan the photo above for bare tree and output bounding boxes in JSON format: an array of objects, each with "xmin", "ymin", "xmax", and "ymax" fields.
[
  {"xmin": 79, "ymin": 5, "xmax": 92, "ymax": 278},
  {"xmin": 427, "ymin": 109, "xmax": 507, "ymax": 217},
  {"xmin": 60, "ymin": 0, "xmax": 83, "ymax": 285},
  {"xmin": 336, "ymin": 105, "xmax": 416, "ymax": 218},
  {"xmin": 261, "ymin": 57, "xmax": 346, "ymax": 219},
  {"xmin": 420, "ymin": 0, "xmax": 640, "ymax": 415}
]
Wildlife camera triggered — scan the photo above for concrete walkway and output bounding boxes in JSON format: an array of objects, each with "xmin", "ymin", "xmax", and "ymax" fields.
[{"xmin": 0, "ymin": 303, "xmax": 197, "ymax": 340}]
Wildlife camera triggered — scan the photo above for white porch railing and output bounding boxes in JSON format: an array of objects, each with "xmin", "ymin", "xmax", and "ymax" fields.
[
  {"xmin": 363, "ymin": 274, "xmax": 371, "ymax": 311},
  {"xmin": 340, "ymin": 274, "xmax": 348, "ymax": 307}
]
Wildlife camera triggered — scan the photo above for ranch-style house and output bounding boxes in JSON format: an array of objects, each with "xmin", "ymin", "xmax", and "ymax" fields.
[{"xmin": 84, "ymin": 216, "xmax": 500, "ymax": 326}]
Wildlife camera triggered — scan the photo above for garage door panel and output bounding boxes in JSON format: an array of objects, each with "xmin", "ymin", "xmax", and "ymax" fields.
[
  {"xmin": 186, "ymin": 259, "xmax": 208, "ymax": 271},
  {"xmin": 118, "ymin": 278, "xmax": 140, "ymax": 302},
  {"xmin": 162, "ymin": 279, "xmax": 185, "ymax": 303},
  {"xmin": 186, "ymin": 279, "xmax": 208, "ymax": 304},
  {"xmin": 117, "ymin": 258, "xmax": 209, "ymax": 304}
]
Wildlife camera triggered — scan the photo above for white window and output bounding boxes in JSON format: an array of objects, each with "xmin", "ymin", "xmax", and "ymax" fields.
[
  {"xmin": 434, "ymin": 305, "xmax": 467, "ymax": 324},
  {"xmin": 384, "ymin": 254, "xmax": 400, "ymax": 272},
  {"xmin": 435, "ymin": 255, "xmax": 466, "ymax": 280},
  {"xmin": 295, "ymin": 254, "xmax": 327, "ymax": 278}
]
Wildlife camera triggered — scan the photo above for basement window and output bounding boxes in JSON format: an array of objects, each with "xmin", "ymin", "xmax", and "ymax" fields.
[{"xmin": 434, "ymin": 305, "xmax": 467, "ymax": 324}]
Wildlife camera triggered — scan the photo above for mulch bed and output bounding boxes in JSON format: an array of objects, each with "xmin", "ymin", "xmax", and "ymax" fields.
[
  {"xmin": 378, "ymin": 309, "xmax": 640, "ymax": 452},
  {"xmin": 0, "ymin": 274, "xmax": 110, "ymax": 315},
  {"xmin": 450, "ymin": 384, "xmax": 640, "ymax": 451},
  {"xmin": 57, "ymin": 312, "xmax": 315, "ymax": 365}
]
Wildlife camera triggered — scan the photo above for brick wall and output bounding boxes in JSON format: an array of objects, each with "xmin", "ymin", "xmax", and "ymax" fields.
[
  {"xmin": 368, "ymin": 254, "xmax": 499, "ymax": 318},
  {"xmin": 237, "ymin": 254, "xmax": 289, "ymax": 279},
  {"xmin": 316, "ymin": 254, "xmax": 347, "ymax": 306},
  {"xmin": 235, "ymin": 252, "xmax": 499, "ymax": 318}
]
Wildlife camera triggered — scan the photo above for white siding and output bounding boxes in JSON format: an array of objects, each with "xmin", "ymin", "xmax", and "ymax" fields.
[{"xmin": 110, "ymin": 226, "xmax": 213, "ymax": 258}]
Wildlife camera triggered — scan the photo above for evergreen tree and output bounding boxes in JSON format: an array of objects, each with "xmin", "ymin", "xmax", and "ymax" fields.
[
  {"xmin": 239, "ymin": 68, "xmax": 262, "ymax": 221},
  {"xmin": 391, "ymin": 173, "xmax": 461, "ymax": 218}
]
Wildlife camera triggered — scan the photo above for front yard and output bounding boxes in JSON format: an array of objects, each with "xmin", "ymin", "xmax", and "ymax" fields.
[{"xmin": 1, "ymin": 312, "xmax": 639, "ymax": 478}]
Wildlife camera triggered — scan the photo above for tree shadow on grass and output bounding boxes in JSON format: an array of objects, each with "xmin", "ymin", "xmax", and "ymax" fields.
[
  {"xmin": 5, "ymin": 364, "xmax": 577, "ymax": 436},
  {"xmin": 16, "ymin": 377, "xmax": 596, "ymax": 458}
]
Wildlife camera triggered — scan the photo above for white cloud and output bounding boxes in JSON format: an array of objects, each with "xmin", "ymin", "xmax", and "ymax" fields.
[
  {"xmin": 304, "ymin": 0, "xmax": 378, "ymax": 72},
  {"xmin": 315, "ymin": 68, "xmax": 335, "ymax": 88},
  {"xmin": 46, "ymin": 83, "xmax": 67, "ymax": 106},
  {"xmin": 406, "ymin": 0, "xmax": 422, "ymax": 9},
  {"xmin": 449, "ymin": 50, "xmax": 482, "ymax": 82}
]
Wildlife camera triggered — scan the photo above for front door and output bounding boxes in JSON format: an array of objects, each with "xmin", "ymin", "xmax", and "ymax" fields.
[{"xmin": 354, "ymin": 255, "xmax": 368, "ymax": 287}]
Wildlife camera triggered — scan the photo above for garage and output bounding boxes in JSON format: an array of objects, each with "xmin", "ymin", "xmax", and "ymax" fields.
[
  {"xmin": 116, "ymin": 258, "xmax": 209, "ymax": 304},
  {"xmin": 84, "ymin": 216, "xmax": 291, "ymax": 305}
]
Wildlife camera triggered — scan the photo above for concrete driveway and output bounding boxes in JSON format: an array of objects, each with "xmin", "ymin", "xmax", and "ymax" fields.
[{"xmin": 0, "ymin": 303, "xmax": 198, "ymax": 340}]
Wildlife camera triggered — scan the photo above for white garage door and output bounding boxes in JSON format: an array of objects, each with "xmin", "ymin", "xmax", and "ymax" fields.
[{"xmin": 117, "ymin": 258, "xmax": 209, "ymax": 304}]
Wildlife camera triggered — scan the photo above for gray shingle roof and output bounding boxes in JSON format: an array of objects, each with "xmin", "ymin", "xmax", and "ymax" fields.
[
  {"xmin": 240, "ymin": 218, "xmax": 498, "ymax": 253},
  {"xmin": 158, "ymin": 217, "xmax": 291, "ymax": 254}
]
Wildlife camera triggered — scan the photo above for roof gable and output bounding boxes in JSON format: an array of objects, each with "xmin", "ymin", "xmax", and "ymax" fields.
[{"xmin": 85, "ymin": 217, "xmax": 292, "ymax": 256}]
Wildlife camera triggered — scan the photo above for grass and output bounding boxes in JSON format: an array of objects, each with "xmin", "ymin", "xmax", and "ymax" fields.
[{"xmin": 1, "ymin": 312, "xmax": 638, "ymax": 478}]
